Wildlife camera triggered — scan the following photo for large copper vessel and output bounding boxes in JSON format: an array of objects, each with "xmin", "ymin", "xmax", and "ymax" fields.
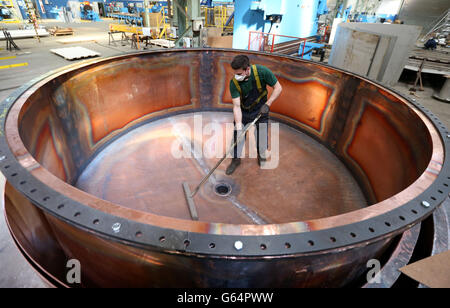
[{"xmin": 1, "ymin": 49, "xmax": 449, "ymax": 287}]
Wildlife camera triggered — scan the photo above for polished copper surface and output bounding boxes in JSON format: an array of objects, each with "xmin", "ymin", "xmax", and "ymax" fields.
[
  {"xmin": 75, "ymin": 112, "xmax": 366, "ymax": 224},
  {"xmin": 1, "ymin": 49, "xmax": 447, "ymax": 287}
]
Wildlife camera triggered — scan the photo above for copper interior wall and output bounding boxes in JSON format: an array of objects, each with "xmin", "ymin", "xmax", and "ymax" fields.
[{"xmin": 17, "ymin": 50, "xmax": 432, "ymax": 203}]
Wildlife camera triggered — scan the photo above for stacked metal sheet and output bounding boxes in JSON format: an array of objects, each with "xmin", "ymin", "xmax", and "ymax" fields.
[
  {"xmin": 50, "ymin": 46, "xmax": 100, "ymax": 60},
  {"xmin": 0, "ymin": 29, "xmax": 49, "ymax": 40}
]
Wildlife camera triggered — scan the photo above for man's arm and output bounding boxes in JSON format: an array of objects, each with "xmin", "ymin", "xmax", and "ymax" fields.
[
  {"xmin": 265, "ymin": 81, "xmax": 282, "ymax": 108},
  {"xmin": 232, "ymin": 97, "xmax": 243, "ymax": 130}
]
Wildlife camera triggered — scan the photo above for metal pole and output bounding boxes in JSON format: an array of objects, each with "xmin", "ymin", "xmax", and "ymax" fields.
[
  {"xmin": 271, "ymin": 33, "xmax": 275, "ymax": 53},
  {"xmin": 143, "ymin": 0, "xmax": 150, "ymax": 27},
  {"xmin": 301, "ymin": 39, "xmax": 306, "ymax": 58}
]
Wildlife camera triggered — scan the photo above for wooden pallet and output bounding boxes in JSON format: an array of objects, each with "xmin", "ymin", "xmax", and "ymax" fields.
[
  {"xmin": 410, "ymin": 47, "xmax": 450, "ymax": 62},
  {"xmin": 48, "ymin": 27, "xmax": 74, "ymax": 36},
  {"xmin": 407, "ymin": 47, "xmax": 450, "ymax": 75}
]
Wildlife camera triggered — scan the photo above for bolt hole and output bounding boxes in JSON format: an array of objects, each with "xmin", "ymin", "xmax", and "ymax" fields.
[
  {"xmin": 43, "ymin": 196, "xmax": 50, "ymax": 201},
  {"xmin": 57, "ymin": 204, "xmax": 64, "ymax": 210},
  {"xmin": 385, "ymin": 222, "xmax": 391, "ymax": 227},
  {"xmin": 19, "ymin": 181, "xmax": 26, "ymax": 185},
  {"xmin": 260, "ymin": 244, "xmax": 267, "ymax": 250},
  {"xmin": 369, "ymin": 227, "xmax": 375, "ymax": 233},
  {"xmin": 411, "ymin": 209, "xmax": 418, "ymax": 214},
  {"xmin": 74, "ymin": 212, "xmax": 81, "ymax": 217},
  {"xmin": 11, "ymin": 173, "xmax": 17, "ymax": 177},
  {"xmin": 330, "ymin": 237, "xmax": 336, "ymax": 243},
  {"xmin": 4, "ymin": 165, "xmax": 9, "ymax": 169},
  {"xmin": 30, "ymin": 189, "xmax": 36, "ymax": 193},
  {"xmin": 431, "ymin": 196, "xmax": 436, "ymax": 200},
  {"xmin": 399, "ymin": 216, "xmax": 405, "ymax": 221},
  {"xmin": 285, "ymin": 242, "xmax": 291, "ymax": 249},
  {"xmin": 135, "ymin": 231, "xmax": 143, "ymax": 238},
  {"xmin": 184, "ymin": 240, "xmax": 190, "ymax": 247},
  {"xmin": 350, "ymin": 232, "xmax": 356, "ymax": 238},
  {"xmin": 444, "ymin": 183, "xmax": 448, "ymax": 187},
  {"xmin": 438, "ymin": 190, "xmax": 443, "ymax": 194},
  {"xmin": 159, "ymin": 236, "xmax": 166, "ymax": 243},
  {"xmin": 209, "ymin": 243, "xmax": 215, "ymax": 249},
  {"xmin": 308, "ymin": 240, "xmax": 314, "ymax": 246},
  {"xmin": 93, "ymin": 219, "xmax": 100, "ymax": 225}
]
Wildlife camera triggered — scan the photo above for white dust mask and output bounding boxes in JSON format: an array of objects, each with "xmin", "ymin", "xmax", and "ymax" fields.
[{"xmin": 234, "ymin": 74, "xmax": 246, "ymax": 82}]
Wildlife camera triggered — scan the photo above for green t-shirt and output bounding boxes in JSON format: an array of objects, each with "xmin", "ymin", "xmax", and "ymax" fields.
[{"xmin": 229, "ymin": 64, "xmax": 278, "ymax": 99}]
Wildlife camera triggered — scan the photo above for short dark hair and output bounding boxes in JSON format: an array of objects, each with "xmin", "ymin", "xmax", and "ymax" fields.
[{"xmin": 231, "ymin": 55, "xmax": 250, "ymax": 70}]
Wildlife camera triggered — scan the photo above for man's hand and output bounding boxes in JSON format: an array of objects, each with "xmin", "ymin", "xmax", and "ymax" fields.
[{"xmin": 260, "ymin": 103, "xmax": 270, "ymax": 115}]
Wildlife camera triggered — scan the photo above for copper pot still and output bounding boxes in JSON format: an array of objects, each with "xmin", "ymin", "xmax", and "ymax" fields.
[{"xmin": 1, "ymin": 49, "xmax": 449, "ymax": 287}]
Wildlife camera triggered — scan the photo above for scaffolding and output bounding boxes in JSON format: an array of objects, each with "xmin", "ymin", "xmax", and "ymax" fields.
[
  {"xmin": 23, "ymin": 0, "xmax": 40, "ymax": 42},
  {"xmin": 420, "ymin": 9, "xmax": 450, "ymax": 43},
  {"xmin": 203, "ymin": 5, "xmax": 233, "ymax": 32}
]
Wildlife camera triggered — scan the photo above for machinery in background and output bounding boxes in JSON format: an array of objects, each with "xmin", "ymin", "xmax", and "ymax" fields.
[
  {"xmin": 108, "ymin": 1, "xmax": 174, "ymax": 50},
  {"xmin": 299, "ymin": 41, "xmax": 325, "ymax": 60},
  {"xmin": 0, "ymin": 0, "xmax": 20, "ymax": 23},
  {"xmin": 107, "ymin": 0, "xmax": 235, "ymax": 49},
  {"xmin": 0, "ymin": 5, "xmax": 12, "ymax": 21},
  {"xmin": 248, "ymin": 30, "xmax": 326, "ymax": 61},
  {"xmin": 172, "ymin": 0, "xmax": 205, "ymax": 48},
  {"xmin": 242, "ymin": 0, "xmax": 328, "ymax": 60},
  {"xmin": 80, "ymin": 1, "xmax": 101, "ymax": 21},
  {"xmin": 202, "ymin": 0, "xmax": 234, "ymax": 34},
  {"xmin": 234, "ymin": 0, "xmax": 328, "ymax": 52},
  {"xmin": 107, "ymin": 2, "xmax": 144, "ymax": 25}
]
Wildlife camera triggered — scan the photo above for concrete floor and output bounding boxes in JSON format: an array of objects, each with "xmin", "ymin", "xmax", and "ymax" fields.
[
  {"xmin": 0, "ymin": 20, "xmax": 137, "ymax": 103},
  {"xmin": 0, "ymin": 20, "xmax": 449, "ymax": 288}
]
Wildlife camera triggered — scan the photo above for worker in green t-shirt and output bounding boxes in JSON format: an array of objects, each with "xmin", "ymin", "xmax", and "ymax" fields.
[{"xmin": 226, "ymin": 55, "xmax": 282, "ymax": 175}]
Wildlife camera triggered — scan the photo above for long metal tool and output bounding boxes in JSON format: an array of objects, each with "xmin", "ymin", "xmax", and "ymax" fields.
[{"xmin": 182, "ymin": 113, "xmax": 262, "ymax": 220}]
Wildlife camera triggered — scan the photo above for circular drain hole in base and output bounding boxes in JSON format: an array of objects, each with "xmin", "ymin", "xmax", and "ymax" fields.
[{"xmin": 214, "ymin": 183, "xmax": 232, "ymax": 197}]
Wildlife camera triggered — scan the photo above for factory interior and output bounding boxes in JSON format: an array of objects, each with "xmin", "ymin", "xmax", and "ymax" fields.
[{"xmin": 0, "ymin": 0, "xmax": 449, "ymax": 289}]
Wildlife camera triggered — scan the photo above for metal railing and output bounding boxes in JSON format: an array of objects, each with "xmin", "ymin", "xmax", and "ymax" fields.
[{"xmin": 248, "ymin": 31, "xmax": 308, "ymax": 57}]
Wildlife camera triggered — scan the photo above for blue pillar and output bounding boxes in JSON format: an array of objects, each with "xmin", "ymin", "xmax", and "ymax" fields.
[
  {"xmin": 233, "ymin": 0, "xmax": 324, "ymax": 50},
  {"xmin": 232, "ymin": 0, "xmax": 265, "ymax": 49}
]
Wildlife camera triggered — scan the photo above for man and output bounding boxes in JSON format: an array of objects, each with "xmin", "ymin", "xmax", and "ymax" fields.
[{"xmin": 226, "ymin": 55, "xmax": 282, "ymax": 175}]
